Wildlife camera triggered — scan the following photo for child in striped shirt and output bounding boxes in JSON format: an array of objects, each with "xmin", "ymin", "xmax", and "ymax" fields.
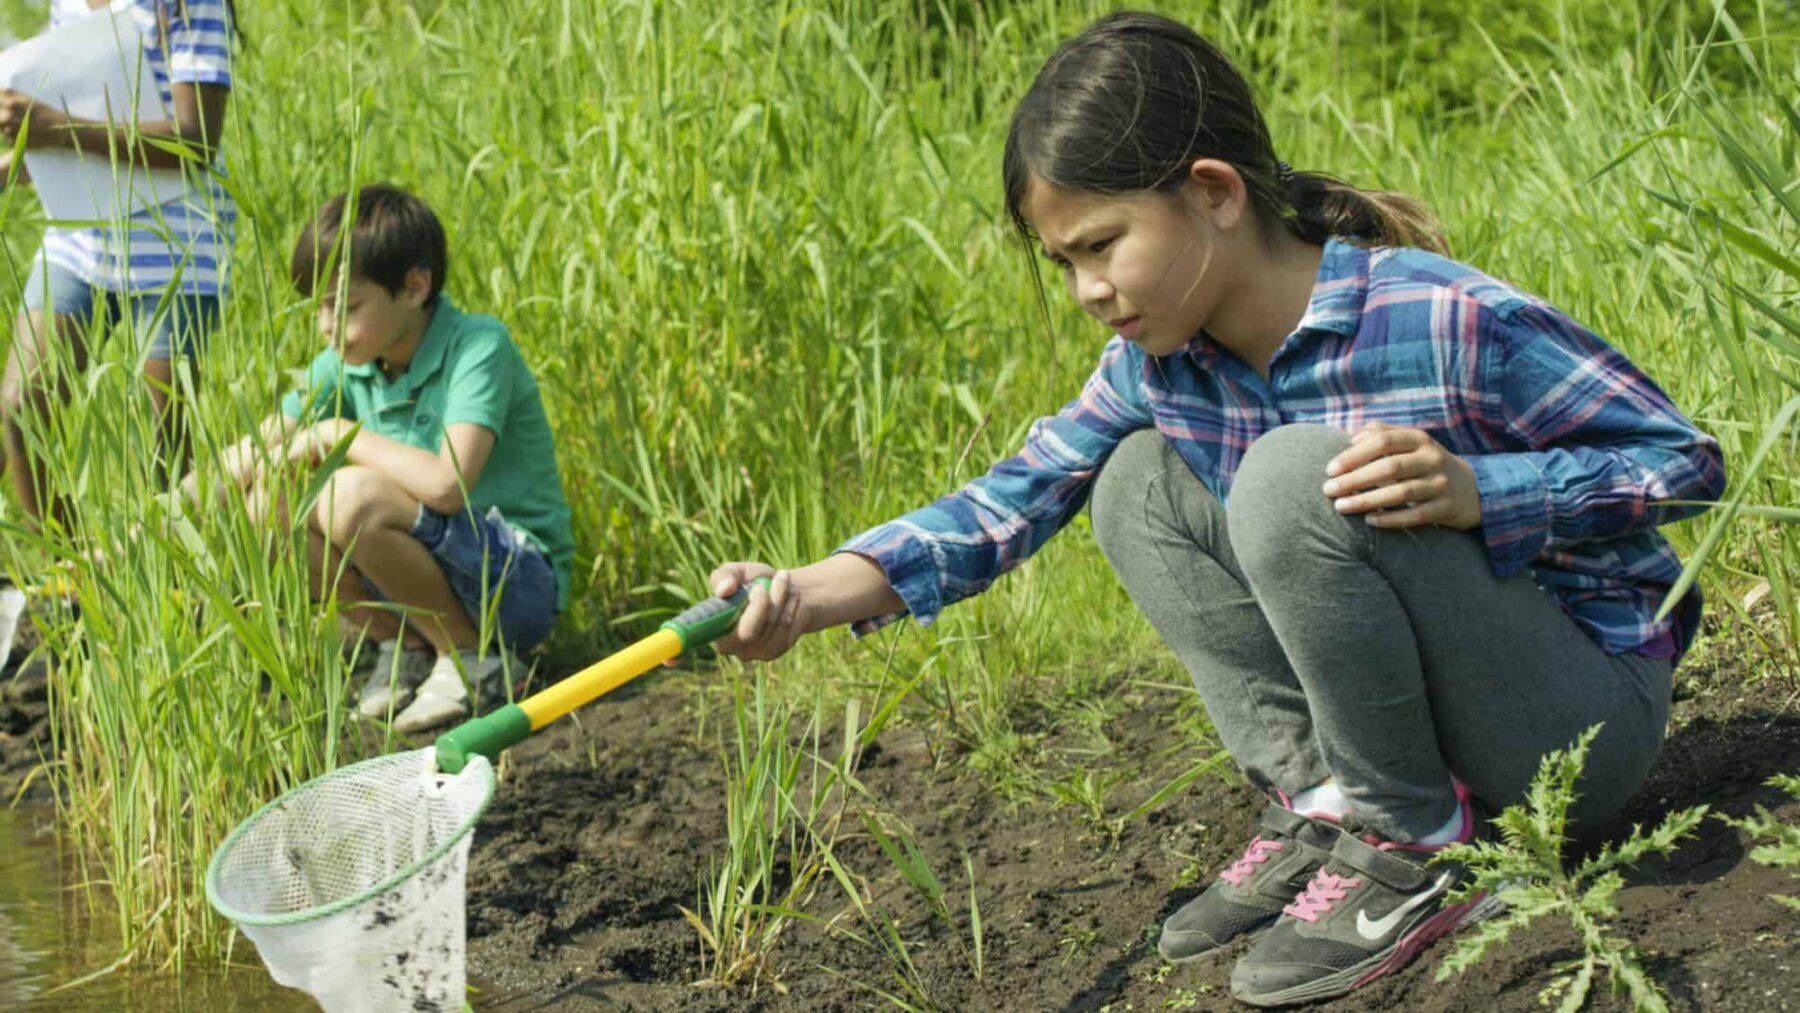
[
  {"xmin": 699, "ymin": 12, "xmax": 1724, "ymax": 1007},
  {"xmin": 0, "ymin": 0, "xmax": 235, "ymax": 525}
]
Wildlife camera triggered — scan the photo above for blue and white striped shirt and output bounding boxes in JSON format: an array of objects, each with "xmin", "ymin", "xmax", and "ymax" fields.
[{"xmin": 38, "ymin": 0, "xmax": 234, "ymax": 295}]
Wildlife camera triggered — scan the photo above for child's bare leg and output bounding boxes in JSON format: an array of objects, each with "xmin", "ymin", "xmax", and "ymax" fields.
[
  {"xmin": 144, "ymin": 357, "xmax": 196, "ymax": 484},
  {"xmin": 246, "ymin": 473, "xmax": 408, "ymax": 643},
  {"xmin": 312, "ymin": 465, "xmax": 478, "ymax": 655},
  {"xmin": 2, "ymin": 310, "xmax": 88, "ymax": 528},
  {"xmin": 306, "ymin": 527, "xmax": 410, "ymax": 644}
]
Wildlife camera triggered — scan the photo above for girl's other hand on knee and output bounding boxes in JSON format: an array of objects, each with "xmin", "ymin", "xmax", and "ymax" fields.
[{"xmin": 1323, "ymin": 421, "xmax": 1482, "ymax": 530}]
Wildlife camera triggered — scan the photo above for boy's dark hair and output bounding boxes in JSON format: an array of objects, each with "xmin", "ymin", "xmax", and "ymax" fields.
[
  {"xmin": 1003, "ymin": 12, "xmax": 1446, "ymax": 256},
  {"xmin": 290, "ymin": 183, "xmax": 448, "ymax": 304}
]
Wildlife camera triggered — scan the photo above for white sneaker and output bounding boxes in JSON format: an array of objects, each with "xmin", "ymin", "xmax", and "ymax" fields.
[
  {"xmin": 393, "ymin": 650, "xmax": 508, "ymax": 734},
  {"xmin": 354, "ymin": 640, "xmax": 434, "ymax": 719}
]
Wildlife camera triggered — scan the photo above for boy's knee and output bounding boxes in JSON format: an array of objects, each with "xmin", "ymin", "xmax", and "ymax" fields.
[
  {"xmin": 0, "ymin": 369, "xmax": 51, "ymax": 422},
  {"xmin": 316, "ymin": 465, "xmax": 401, "ymax": 544},
  {"xmin": 1091, "ymin": 428, "xmax": 1165, "ymax": 557},
  {"xmin": 2, "ymin": 344, "xmax": 44, "ymax": 421}
]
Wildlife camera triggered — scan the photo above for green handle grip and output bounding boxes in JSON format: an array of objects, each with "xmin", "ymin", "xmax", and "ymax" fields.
[
  {"xmin": 434, "ymin": 576, "xmax": 775, "ymax": 773},
  {"xmin": 435, "ymin": 703, "xmax": 530, "ymax": 775},
  {"xmin": 660, "ymin": 575, "xmax": 772, "ymax": 649}
]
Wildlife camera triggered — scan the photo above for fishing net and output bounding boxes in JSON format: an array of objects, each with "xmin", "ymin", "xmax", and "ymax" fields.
[{"xmin": 205, "ymin": 748, "xmax": 494, "ymax": 1012}]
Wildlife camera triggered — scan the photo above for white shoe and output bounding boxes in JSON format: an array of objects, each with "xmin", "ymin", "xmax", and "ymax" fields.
[
  {"xmin": 393, "ymin": 650, "xmax": 508, "ymax": 734},
  {"xmin": 354, "ymin": 640, "xmax": 434, "ymax": 719}
]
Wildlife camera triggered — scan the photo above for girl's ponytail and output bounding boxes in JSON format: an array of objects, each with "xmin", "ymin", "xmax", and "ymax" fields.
[{"xmin": 1281, "ymin": 166, "xmax": 1448, "ymax": 255}]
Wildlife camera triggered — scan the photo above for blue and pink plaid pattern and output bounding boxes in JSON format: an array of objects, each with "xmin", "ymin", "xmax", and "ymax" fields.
[{"xmin": 840, "ymin": 238, "xmax": 1726, "ymax": 659}]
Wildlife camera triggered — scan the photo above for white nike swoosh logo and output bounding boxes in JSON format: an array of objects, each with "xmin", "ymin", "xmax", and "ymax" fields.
[{"xmin": 1355, "ymin": 872, "xmax": 1453, "ymax": 941}]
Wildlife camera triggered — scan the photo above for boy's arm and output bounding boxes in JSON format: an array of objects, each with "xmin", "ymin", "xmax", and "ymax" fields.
[
  {"xmin": 181, "ymin": 413, "xmax": 300, "ymax": 507},
  {"xmin": 318, "ymin": 420, "xmax": 496, "ymax": 515}
]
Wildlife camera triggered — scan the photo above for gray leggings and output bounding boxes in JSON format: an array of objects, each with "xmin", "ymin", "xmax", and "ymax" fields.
[{"xmin": 1090, "ymin": 425, "xmax": 1673, "ymax": 841}]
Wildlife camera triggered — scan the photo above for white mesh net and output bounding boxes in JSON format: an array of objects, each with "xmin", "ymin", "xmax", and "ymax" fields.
[{"xmin": 206, "ymin": 747, "xmax": 495, "ymax": 1012}]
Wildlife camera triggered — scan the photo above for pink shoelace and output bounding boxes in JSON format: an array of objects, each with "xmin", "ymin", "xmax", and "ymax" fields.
[
  {"xmin": 1218, "ymin": 836, "xmax": 1285, "ymax": 887},
  {"xmin": 1283, "ymin": 871, "xmax": 1361, "ymax": 922}
]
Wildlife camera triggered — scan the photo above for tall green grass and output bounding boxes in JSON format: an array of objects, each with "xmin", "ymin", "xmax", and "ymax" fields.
[
  {"xmin": 0, "ymin": 0, "xmax": 1793, "ymax": 973},
  {"xmin": 682, "ymin": 675, "xmax": 855, "ymax": 992}
]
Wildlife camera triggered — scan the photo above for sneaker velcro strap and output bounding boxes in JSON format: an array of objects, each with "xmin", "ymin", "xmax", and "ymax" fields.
[
  {"xmin": 1260, "ymin": 802, "xmax": 1311, "ymax": 839},
  {"xmin": 1329, "ymin": 833, "xmax": 1434, "ymax": 891}
]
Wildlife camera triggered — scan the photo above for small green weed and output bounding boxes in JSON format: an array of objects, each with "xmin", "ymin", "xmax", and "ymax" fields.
[
  {"xmin": 681, "ymin": 678, "xmax": 856, "ymax": 993},
  {"xmin": 1059, "ymin": 925, "xmax": 1097, "ymax": 964},
  {"xmin": 1719, "ymin": 773, "xmax": 1800, "ymax": 909},
  {"xmin": 1435, "ymin": 725, "xmax": 1706, "ymax": 1012}
]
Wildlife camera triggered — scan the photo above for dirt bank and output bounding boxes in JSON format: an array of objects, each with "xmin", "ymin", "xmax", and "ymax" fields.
[{"xmin": 462, "ymin": 646, "xmax": 1800, "ymax": 1011}]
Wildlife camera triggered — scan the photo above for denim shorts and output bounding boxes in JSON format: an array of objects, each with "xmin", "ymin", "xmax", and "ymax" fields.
[
  {"xmin": 20, "ymin": 256, "xmax": 219, "ymax": 361},
  {"xmin": 405, "ymin": 504, "xmax": 559, "ymax": 652}
]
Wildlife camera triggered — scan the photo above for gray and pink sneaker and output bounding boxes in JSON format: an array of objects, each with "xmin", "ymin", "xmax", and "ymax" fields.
[
  {"xmin": 1157, "ymin": 801, "xmax": 1344, "ymax": 962},
  {"xmin": 1228, "ymin": 783, "xmax": 1503, "ymax": 1007}
]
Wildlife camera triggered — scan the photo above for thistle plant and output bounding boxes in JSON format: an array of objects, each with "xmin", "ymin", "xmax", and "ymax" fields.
[
  {"xmin": 1434, "ymin": 725, "xmax": 1707, "ymax": 1012},
  {"xmin": 1719, "ymin": 774, "xmax": 1800, "ymax": 910}
]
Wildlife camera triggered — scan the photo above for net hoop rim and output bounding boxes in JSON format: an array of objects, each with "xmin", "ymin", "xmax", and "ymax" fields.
[{"xmin": 203, "ymin": 748, "xmax": 495, "ymax": 927}]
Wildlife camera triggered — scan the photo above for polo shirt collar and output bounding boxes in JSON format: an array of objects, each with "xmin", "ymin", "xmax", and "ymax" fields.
[{"xmin": 349, "ymin": 295, "xmax": 460, "ymax": 389}]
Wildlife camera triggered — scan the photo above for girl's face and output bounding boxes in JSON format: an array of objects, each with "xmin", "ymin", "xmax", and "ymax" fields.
[{"xmin": 1021, "ymin": 172, "xmax": 1231, "ymax": 358}]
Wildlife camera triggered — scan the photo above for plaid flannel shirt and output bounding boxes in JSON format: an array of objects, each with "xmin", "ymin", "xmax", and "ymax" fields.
[{"xmin": 840, "ymin": 238, "xmax": 1726, "ymax": 659}]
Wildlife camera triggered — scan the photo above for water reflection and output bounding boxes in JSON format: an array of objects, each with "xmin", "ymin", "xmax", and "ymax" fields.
[
  {"xmin": 0, "ymin": 805, "xmax": 311, "ymax": 1011},
  {"xmin": 0, "ymin": 804, "xmax": 56, "ymax": 1005},
  {"xmin": 0, "ymin": 914, "xmax": 47, "ymax": 1006}
]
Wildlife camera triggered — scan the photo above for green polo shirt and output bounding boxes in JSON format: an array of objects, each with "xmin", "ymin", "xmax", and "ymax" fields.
[{"xmin": 280, "ymin": 295, "xmax": 575, "ymax": 609}]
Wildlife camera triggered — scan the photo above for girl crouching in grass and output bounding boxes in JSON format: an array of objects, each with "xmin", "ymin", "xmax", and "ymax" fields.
[{"xmin": 701, "ymin": 12, "xmax": 1724, "ymax": 1007}]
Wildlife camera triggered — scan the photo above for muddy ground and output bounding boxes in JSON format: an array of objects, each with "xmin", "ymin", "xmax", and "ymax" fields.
[
  {"xmin": 3, "ymin": 618, "xmax": 1797, "ymax": 1010},
  {"xmin": 463, "ymin": 633, "xmax": 1800, "ymax": 1012}
]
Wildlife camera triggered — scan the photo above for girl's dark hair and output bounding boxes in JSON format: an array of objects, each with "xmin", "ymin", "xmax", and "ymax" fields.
[
  {"xmin": 291, "ymin": 183, "xmax": 449, "ymax": 304},
  {"xmin": 1003, "ymin": 12, "xmax": 1445, "ymax": 255}
]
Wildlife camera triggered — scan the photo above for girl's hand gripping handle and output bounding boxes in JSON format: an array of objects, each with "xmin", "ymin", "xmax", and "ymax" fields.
[{"xmin": 661, "ymin": 576, "xmax": 771, "ymax": 648}]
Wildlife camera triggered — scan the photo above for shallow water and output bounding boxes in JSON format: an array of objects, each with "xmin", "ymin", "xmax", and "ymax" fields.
[{"xmin": 0, "ymin": 804, "xmax": 312, "ymax": 1011}]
